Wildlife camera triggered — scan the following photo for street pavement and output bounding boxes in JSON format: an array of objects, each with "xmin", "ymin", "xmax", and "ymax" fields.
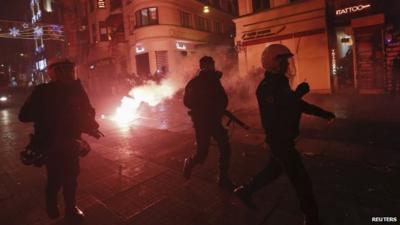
[{"xmin": 1, "ymin": 92, "xmax": 400, "ymax": 225}]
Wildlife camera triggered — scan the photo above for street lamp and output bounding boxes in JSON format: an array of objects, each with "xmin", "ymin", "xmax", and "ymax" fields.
[{"xmin": 203, "ymin": 5, "xmax": 210, "ymax": 14}]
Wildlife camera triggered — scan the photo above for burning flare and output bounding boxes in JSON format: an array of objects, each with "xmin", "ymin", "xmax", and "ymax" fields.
[{"xmin": 111, "ymin": 79, "xmax": 177, "ymax": 124}]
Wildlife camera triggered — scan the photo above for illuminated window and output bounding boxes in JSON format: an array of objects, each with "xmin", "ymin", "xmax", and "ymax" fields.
[
  {"xmin": 135, "ymin": 7, "xmax": 158, "ymax": 27},
  {"xmin": 97, "ymin": 0, "xmax": 106, "ymax": 9},
  {"xmin": 252, "ymin": 0, "xmax": 270, "ymax": 12},
  {"xmin": 180, "ymin": 11, "xmax": 191, "ymax": 28}
]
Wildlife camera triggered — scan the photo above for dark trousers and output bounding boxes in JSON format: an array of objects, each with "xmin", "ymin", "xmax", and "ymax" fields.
[
  {"xmin": 45, "ymin": 153, "xmax": 80, "ymax": 212},
  {"xmin": 191, "ymin": 121, "xmax": 231, "ymax": 178},
  {"xmin": 248, "ymin": 140, "xmax": 319, "ymax": 221}
]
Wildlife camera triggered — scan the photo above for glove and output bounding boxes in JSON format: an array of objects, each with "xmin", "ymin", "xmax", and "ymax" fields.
[
  {"xmin": 295, "ymin": 82, "xmax": 310, "ymax": 97},
  {"xmin": 323, "ymin": 111, "xmax": 336, "ymax": 123},
  {"xmin": 215, "ymin": 71, "xmax": 223, "ymax": 79}
]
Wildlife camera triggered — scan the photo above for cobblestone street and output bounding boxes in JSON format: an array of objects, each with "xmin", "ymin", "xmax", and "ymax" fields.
[{"xmin": 1, "ymin": 94, "xmax": 400, "ymax": 225}]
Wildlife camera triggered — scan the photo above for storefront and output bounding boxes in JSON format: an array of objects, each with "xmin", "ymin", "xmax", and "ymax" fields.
[{"xmin": 327, "ymin": 0, "xmax": 387, "ymax": 93}]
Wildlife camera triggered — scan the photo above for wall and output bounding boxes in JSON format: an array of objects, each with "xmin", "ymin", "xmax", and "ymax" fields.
[{"xmin": 234, "ymin": 0, "xmax": 331, "ymax": 92}]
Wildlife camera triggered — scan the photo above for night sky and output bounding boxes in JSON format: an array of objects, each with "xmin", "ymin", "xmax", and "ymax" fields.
[{"xmin": 0, "ymin": 0, "xmax": 33, "ymax": 65}]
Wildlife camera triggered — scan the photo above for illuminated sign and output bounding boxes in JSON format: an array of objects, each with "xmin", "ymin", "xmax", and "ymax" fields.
[
  {"xmin": 176, "ymin": 42, "xmax": 187, "ymax": 50},
  {"xmin": 336, "ymin": 4, "xmax": 371, "ymax": 16},
  {"xmin": 136, "ymin": 46, "xmax": 145, "ymax": 54},
  {"xmin": 36, "ymin": 59, "xmax": 47, "ymax": 71},
  {"xmin": 97, "ymin": 0, "xmax": 106, "ymax": 9}
]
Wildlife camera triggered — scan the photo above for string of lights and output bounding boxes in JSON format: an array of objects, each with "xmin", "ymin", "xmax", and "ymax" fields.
[{"xmin": 0, "ymin": 19, "xmax": 64, "ymax": 41}]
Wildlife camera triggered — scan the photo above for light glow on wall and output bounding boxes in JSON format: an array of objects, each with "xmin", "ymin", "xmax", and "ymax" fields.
[{"xmin": 203, "ymin": 6, "xmax": 210, "ymax": 14}]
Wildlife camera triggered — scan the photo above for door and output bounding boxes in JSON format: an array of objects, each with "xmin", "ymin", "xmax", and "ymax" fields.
[
  {"xmin": 135, "ymin": 53, "xmax": 150, "ymax": 77},
  {"xmin": 354, "ymin": 26, "xmax": 385, "ymax": 92}
]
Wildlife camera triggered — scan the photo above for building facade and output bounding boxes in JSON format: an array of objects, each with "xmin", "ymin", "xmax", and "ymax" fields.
[
  {"xmin": 234, "ymin": 0, "xmax": 400, "ymax": 93},
  {"xmin": 65, "ymin": 0, "xmax": 237, "ymax": 95},
  {"xmin": 122, "ymin": 0, "xmax": 236, "ymax": 78}
]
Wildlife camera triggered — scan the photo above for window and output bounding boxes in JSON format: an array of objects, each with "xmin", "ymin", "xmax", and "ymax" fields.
[
  {"xmin": 135, "ymin": 7, "xmax": 158, "ymax": 27},
  {"xmin": 252, "ymin": 0, "xmax": 270, "ymax": 12},
  {"xmin": 194, "ymin": 16, "xmax": 210, "ymax": 31},
  {"xmin": 180, "ymin": 11, "xmax": 191, "ymax": 28},
  {"xmin": 214, "ymin": 21, "xmax": 222, "ymax": 33}
]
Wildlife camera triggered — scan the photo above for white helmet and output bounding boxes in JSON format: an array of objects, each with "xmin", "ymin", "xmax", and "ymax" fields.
[{"xmin": 261, "ymin": 44, "xmax": 293, "ymax": 73}]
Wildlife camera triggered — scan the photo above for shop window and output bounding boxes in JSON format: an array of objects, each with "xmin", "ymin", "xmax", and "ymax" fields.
[
  {"xmin": 252, "ymin": 0, "xmax": 270, "ymax": 12},
  {"xmin": 135, "ymin": 7, "xmax": 158, "ymax": 27},
  {"xmin": 180, "ymin": 11, "xmax": 191, "ymax": 28},
  {"xmin": 194, "ymin": 16, "xmax": 210, "ymax": 31}
]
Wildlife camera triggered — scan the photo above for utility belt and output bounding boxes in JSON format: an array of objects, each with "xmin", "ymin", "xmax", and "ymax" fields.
[{"xmin": 20, "ymin": 134, "xmax": 92, "ymax": 167}]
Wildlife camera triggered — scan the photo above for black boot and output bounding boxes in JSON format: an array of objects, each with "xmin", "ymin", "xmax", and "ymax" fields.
[
  {"xmin": 65, "ymin": 206, "xmax": 85, "ymax": 224},
  {"xmin": 183, "ymin": 157, "xmax": 194, "ymax": 180},
  {"xmin": 234, "ymin": 185, "xmax": 257, "ymax": 210},
  {"xmin": 46, "ymin": 204, "xmax": 60, "ymax": 219},
  {"xmin": 46, "ymin": 190, "xmax": 60, "ymax": 219}
]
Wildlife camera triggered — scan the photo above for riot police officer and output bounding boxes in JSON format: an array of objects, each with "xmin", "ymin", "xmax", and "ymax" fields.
[
  {"xmin": 234, "ymin": 44, "xmax": 335, "ymax": 225},
  {"xmin": 183, "ymin": 56, "xmax": 234, "ymax": 189},
  {"xmin": 19, "ymin": 60, "xmax": 101, "ymax": 223}
]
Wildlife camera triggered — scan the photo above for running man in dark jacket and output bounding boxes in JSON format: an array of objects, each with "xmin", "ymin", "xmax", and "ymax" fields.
[
  {"xmin": 19, "ymin": 60, "xmax": 101, "ymax": 223},
  {"xmin": 234, "ymin": 44, "xmax": 335, "ymax": 225},
  {"xmin": 183, "ymin": 56, "xmax": 234, "ymax": 190}
]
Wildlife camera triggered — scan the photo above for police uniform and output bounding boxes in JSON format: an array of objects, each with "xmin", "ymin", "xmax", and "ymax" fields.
[
  {"xmin": 183, "ymin": 69, "xmax": 232, "ymax": 184},
  {"xmin": 19, "ymin": 79, "xmax": 95, "ymax": 220},
  {"xmin": 236, "ymin": 72, "xmax": 334, "ymax": 225}
]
